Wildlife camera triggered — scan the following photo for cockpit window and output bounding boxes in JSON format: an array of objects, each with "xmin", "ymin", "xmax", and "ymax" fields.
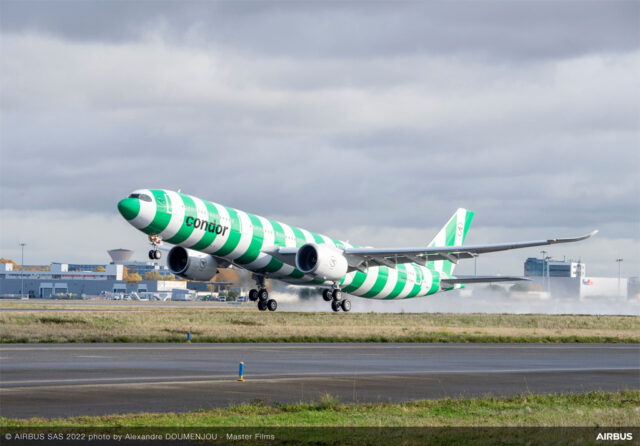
[{"xmin": 128, "ymin": 193, "xmax": 152, "ymax": 202}]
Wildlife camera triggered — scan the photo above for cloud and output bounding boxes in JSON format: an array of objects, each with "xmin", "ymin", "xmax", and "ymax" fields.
[
  {"xmin": 2, "ymin": 1, "xmax": 638, "ymax": 59},
  {"xmin": 1, "ymin": 2, "xmax": 638, "ymax": 278}
]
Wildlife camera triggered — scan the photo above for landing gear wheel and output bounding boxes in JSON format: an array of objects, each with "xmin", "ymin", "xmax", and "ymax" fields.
[
  {"xmin": 331, "ymin": 300, "xmax": 341, "ymax": 312},
  {"xmin": 258, "ymin": 300, "xmax": 268, "ymax": 311},
  {"xmin": 341, "ymin": 299, "xmax": 351, "ymax": 312},
  {"xmin": 322, "ymin": 289, "xmax": 332, "ymax": 302},
  {"xmin": 153, "ymin": 250, "xmax": 162, "ymax": 260},
  {"xmin": 258, "ymin": 289, "xmax": 269, "ymax": 301},
  {"xmin": 148, "ymin": 250, "xmax": 155, "ymax": 260},
  {"xmin": 249, "ymin": 289, "xmax": 258, "ymax": 302},
  {"xmin": 267, "ymin": 299, "xmax": 278, "ymax": 312},
  {"xmin": 332, "ymin": 289, "xmax": 342, "ymax": 301}
]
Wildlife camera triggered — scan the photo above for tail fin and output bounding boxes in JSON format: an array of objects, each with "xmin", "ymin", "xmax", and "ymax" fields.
[{"xmin": 428, "ymin": 208, "xmax": 474, "ymax": 276}]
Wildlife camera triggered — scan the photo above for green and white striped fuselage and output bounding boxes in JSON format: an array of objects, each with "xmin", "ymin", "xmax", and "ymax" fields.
[{"xmin": 120, "ymin": 189, "xmax": 456, "ymax": 300}]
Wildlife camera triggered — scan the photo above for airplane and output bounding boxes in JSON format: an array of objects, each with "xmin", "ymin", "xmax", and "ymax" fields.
[{"xmin": 117, "ymin": 189, "xmax": 597, "ymax": 312}]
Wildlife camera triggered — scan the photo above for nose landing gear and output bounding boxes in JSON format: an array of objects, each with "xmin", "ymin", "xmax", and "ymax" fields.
[{"xmin": 148, "ymin": 235, "xmax": 162, "ymax": 260}]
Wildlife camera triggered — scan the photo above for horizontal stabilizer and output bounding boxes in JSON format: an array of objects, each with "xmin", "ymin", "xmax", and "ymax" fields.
[{"xmin": 441, "ymin": 275, "xmax": 531, "ymax": 286}]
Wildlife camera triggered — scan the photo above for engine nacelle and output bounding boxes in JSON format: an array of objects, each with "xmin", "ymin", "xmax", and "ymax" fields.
[
  {"xmin": 296, "ymin": 243, "xmax": 348, "ymax": 281},
  {"xmin": 167, "ymin": 246, "xmax": 218, "ymax": 281}
]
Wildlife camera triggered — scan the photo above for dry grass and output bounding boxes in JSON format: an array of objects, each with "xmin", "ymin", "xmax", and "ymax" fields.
[{"xmin": 0, "ymin": 301, "xmax": 638, "ymax": 343}]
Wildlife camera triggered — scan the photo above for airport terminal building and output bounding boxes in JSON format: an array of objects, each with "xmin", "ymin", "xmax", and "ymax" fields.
[
  {"xmin": 0, "ymin": 249, "xmax": 197, "ymax": 299},
  {"xmin": 0, "ymin": 261, "xmax": 187, "ymax": 297}
]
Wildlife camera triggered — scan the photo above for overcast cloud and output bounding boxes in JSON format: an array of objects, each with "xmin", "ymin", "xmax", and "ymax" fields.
[{"xmin": 1, "ymin": 0, "xmax": 638, "ymax": 278}]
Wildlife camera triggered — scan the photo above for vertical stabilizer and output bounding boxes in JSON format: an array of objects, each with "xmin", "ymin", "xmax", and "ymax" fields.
[{"xmin": 428, "ymin": 208, "xmax": 474, "ymax": 276}]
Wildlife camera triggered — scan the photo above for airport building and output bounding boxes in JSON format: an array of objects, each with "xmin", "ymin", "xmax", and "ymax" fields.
[
  {"xmin": 524, "ymin": 257, "xmax": 631, "ymax": 299},
  {"xmin": 0, "ymin": 249, "xmax": 219, "ymax": 300},
  {"xmin": 0, "ymin": 260, "xmax": 214, "ymax": 299}
]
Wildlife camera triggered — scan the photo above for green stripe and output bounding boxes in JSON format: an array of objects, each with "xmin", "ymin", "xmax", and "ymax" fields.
[
  {"xmin": 289, "ymin": 269, "xmax": 304, "ymax": 279},
  {"xmin": 311, "ymin": 232, "xmax": 324, "ymax": 244},
  {"xmin": 284, "ymin": 226, "xmax": 306, "ymax": 278},
  {"xmin": 362, "ymin": 267, "xmax": 389, "ymax": 298},
  {"xmin": 259, "ymin": 257, "xmax": 284, "ymax": 274},
  {"xmin": 190, "ymin": 200, "xmax": 222, "ymax": 251},
  {"xmin": 406, "ymin": 264, "xmax": 424, "ymax": 298},
  {"xmin": 427, "ymin": 268, "xmax": 440, "ymax": 295},
  {"xmin": 331, "ymin": 238, "xmax": 345, "ymax": 249},
  {"xmin": 166, "ymin": 194, "xmax": 196, "ymax": 244},
  {"xmin": 291, "ymin": 226, "xmax": 306, "ymax": 247},
  {"xmin": 441, "ymin": 215, "xmax": 458, "ymax": 275},
  {"xmin": 235, "ymin": 213, "xmax": 264, "ymax": 264},
  {"xmin": 142, "ymin": 190, "xmax": 172, "ymax": 235},
  {"xmin": 215, "ymin": 207, "xmax": 242, "ymax": 256},
  {"xmin": 270, "ymin": 220, "xmax": 286, "ymax": 247},
  {"xmin": 462, "ymin": 211, "xmax": 474, "ymax": 243},
  {"xmin": 342, "ymin": 271, "xmax": 367, "ymax": 293},
  {"xmin": 385, "ymin": 264, "xmax": 407, "ymax": 299}
]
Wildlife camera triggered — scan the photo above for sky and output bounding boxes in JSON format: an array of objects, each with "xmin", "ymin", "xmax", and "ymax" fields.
[{"xmin": 0, "ymin": 0, "xmax": 638, "ymax": 279}]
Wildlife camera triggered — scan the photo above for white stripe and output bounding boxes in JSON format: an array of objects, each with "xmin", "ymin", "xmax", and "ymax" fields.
[
  {"xmin": 398, "ymin": 266, "xmax": 416, "ymax": 298},
  {"xmin": 375, "ymin": 267, "xmax": 398, "ymax": 299},
  {"xmin": 203, "ymin": 203, "xmax": 231, "ymax": 254},
  {"xmin": 227, "ymin": 210, "xmax": 253, "ymax": 260},
  {"xmin": 341, "ymin": 271, "xmax": 356, "ymax": 288},
  {"xmin": 273, "ymin": 263, "xmax": 295, "ymax": 277},
  {"xmin": 182, "ymin": 196, "xmax": 210, "ymax": 248},
  {"xmin": 419, "ymin": 267, "xmax": 434, "ymax": 296},
  {"xmin": 351, "ymin": 266, "xmax": 380, "ymax": 296},
  {"xmin": 280, "ymin": 223, "xmax": 297, "ymax": 248},
  {"xmin": 299, "ymin": 228, "xmax": 316, "ymax": 245},
  {"xmin": 320, "ymin": 234, "xmax": 335, "ymax": 247},
  {"xmin": 415, "ymin": 266, "xmax": 430, "ymax": 296},
  {"xmin": 159, "ymin": 191, "xmax": 185, "ymax": 240},
  {"xmin": 244, "ymin": 216, "xmax": 274, "ymax": 270},
  {"xmin": 454, "ymin": 209, "xmax": 465, "ymax": 246},
  {"xmin": 129, "ymin": 189, "xmax": 156, "ymax": 230}
]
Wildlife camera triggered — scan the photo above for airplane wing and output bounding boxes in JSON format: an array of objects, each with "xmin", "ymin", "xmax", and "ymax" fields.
[{"xmin": 342, "ymin": 230, "xmax": 598, "ymax": 269}]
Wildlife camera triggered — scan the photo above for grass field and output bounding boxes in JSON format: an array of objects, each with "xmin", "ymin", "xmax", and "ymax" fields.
[
  {"xmin": 0, "ymin": 301, "xmax": 638, "ymax": 343},
  {"xmin": 2, "ymin": 391, "xmax": 638, "ymax": 427}
]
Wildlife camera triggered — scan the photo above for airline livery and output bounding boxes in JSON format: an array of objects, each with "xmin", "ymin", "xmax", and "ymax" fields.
[{"xmin": 117, "ymin": 189, "xmax": 596, "ymax": 312}]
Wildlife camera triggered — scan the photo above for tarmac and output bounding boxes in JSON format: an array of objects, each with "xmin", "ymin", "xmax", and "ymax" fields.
[{"xmin": 1, "ymin": 343, "xmax": 638, "ymax": 418}]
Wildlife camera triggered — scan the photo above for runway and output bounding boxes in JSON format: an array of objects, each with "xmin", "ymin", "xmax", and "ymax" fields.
[{"xmin": 1, "ymin": 343, "xmax": 638, "ymax": 418}]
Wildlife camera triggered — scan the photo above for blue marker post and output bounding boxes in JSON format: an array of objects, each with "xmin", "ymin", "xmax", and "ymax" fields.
[
  {"xmin": 237, "ymin": 361, "xmax": 245, "ymax": 381},
  {"xmin": 186, "ymin": 331, "xmax": 191, "ymax": 343}
]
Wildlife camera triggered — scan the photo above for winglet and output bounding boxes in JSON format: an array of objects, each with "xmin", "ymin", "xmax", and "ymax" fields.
[{"xmin": 548, "ymin": 230, "xmax": 598, "ymax": 244}]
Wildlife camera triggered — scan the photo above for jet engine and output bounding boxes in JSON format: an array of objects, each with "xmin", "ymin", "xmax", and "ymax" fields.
[
  {"xmin": 296, "ymin": 243, "xmax": 348, "ymax": 281},
  {"xmin": 167, "ymin": 246, "xmax": 218, "ymax": 281}
]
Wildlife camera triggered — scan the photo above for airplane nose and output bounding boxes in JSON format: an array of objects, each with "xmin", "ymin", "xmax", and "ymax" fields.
[{"xmin": 117, "ymin": 198, "xmax": 140, "ymax": 221}]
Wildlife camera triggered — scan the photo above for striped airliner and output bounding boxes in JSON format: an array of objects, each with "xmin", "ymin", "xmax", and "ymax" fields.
[{"xmin": 117, "ymin": 189, "xmax": 596, "ymax": 311}]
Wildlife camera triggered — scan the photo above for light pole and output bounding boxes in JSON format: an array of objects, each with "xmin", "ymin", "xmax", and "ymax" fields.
[
  {"xmin": 616, "ymin": 258, "xmax": 623, "ymax": 297},
  {"xmin": 20, "ymin": 243, "xmax": 26, "ymax": 298}
]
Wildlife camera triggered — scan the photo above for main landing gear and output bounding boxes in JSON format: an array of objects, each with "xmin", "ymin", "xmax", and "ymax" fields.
[
  {"xmin": 148, "ymin": 235, "xmax": 162, "ymax": 260},
  {"xmin": 324, "ymin": 287, "xmax": 350, "ymax": 312},
  {"xmin": 249, "ymin": 275, "xmax": 277, "ymax": 312}
]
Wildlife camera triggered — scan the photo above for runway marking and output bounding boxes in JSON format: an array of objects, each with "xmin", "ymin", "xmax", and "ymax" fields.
[
  {"xmin": 2, "ymin": 368, "xmax": 639, "ymax": 393},
  {"xmin": 2, "ymin": 367, "xmax": 638, "ymax": 389}
]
